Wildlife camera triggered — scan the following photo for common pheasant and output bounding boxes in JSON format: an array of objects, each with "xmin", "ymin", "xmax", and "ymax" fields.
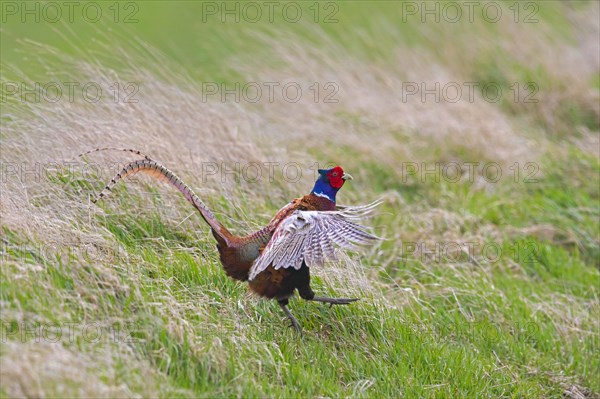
[{"xmin": 85, "ymin": 148, "xmax": 380, "ymax": 332}]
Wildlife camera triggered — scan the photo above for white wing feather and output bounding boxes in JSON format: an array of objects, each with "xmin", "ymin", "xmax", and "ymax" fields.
[{"xmin": 248, "ymin": 200, "xmax": 382, "ymax": 280}]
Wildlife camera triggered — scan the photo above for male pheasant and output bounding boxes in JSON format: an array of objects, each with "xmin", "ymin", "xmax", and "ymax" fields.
[{"xmin": 87, "ymin": 149, "xmax": 380, "ymax": 332}]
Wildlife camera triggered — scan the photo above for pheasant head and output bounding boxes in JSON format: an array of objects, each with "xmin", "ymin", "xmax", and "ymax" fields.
[{"xmin": 310, "ymin": 166, "xmax": 353, "ymax": 203}]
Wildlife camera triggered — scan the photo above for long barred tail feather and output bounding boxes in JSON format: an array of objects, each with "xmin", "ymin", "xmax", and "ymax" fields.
[
  {"xmin": 76, "ymin": 147, "xmax": 152, "ymax": 161},
  {"xmin": 94, "ymin": 158, "xmax": 233, "ymax": 244}
]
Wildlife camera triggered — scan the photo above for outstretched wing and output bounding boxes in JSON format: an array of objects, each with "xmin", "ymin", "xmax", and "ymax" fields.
[{"xmin": 248, "ymin": 200, "xmax": 382, "ymax": 280}]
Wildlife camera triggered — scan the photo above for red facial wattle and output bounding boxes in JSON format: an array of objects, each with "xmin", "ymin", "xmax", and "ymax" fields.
[{"xmin": 328, "ymin": 166, "xmax": 345, "ymax": 189}]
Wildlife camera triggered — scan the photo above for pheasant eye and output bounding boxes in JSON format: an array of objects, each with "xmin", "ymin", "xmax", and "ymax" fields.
[{"xmin": 332, "ymin": 172, "xmax": 338, "ymax": 177}]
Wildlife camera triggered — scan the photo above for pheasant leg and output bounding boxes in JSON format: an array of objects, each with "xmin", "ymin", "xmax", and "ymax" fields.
[{"xmin": 278, "ymin": 300, "xmax": 301, "ymax": 332}]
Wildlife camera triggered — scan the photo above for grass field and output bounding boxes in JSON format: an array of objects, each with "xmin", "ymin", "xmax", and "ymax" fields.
[{"xmin": 1, "ymin": 1, "xmax": 599, "ymax": 398}]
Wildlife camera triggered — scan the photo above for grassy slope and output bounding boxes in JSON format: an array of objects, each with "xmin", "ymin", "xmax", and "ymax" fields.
[{"xmin": 1, "ymin": 1, "xmax": 599, "ymax": 398}]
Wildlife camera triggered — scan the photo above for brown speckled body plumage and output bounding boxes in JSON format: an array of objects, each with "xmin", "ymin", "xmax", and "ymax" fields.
[
  {"xmin": 212, "ymin": 194, "xmax": 334, "ymax": 291},
  {"xmin": 245, "ymin": 194, "xmax": 335, "ymax": 301}
]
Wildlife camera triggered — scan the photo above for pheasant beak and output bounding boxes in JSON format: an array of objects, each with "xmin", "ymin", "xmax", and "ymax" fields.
[{"xmin": 342, "ymin": 173, "xmax": 353, "ymax": 181}]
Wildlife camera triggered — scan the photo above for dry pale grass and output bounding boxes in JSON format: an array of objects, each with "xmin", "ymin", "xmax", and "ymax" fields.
[
  {"xmin": 238, "ymin": 33, "xmax": 537, "ymax": 168},
  {"xmin": 235, "ymin": 2, "xmax": 599, "ymax": 168},
  {"xmin": 0, "ymin": 340, "xmax": 179, "ymax": 398}
]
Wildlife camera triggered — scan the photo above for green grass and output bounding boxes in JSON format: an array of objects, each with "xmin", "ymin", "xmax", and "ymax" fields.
[
  {"xmin": 1, "ymin": 1, "xmax": 599, "ymax": 398},
  {"xmin": 2, "ymin": 144, "xmax": 598, "ymax": 397}
]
